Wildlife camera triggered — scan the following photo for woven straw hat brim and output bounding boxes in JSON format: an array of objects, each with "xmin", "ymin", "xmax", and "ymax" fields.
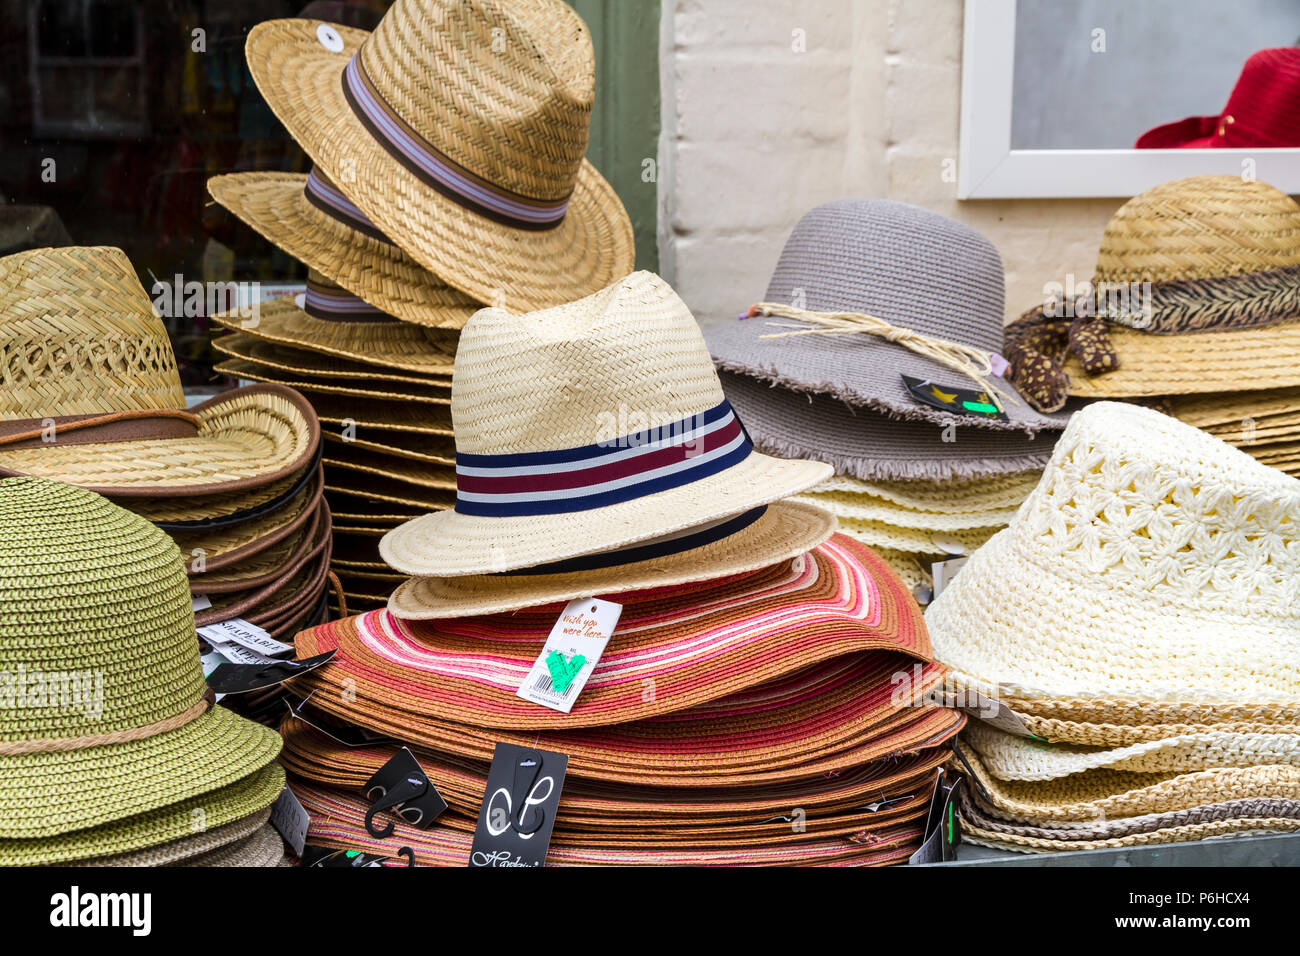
[
  {"xmin": 851, "ymin": 544, "xmax": 933, "ymax": 595},
  {"xmin": 961, "ymin": 815, "xmax": 1300, "ymax": 854},
  {"xmin": 325, "ymin": 474, "xmax": 454, "ymax": 511},
  {"xmin": 0, "ymin": 384, "xmax": 320, "ymax": 497},
  {"xmin": 388, "ymin": 500, "xmax": 836, "ymax": 618},
  {"xmin": 68, "ymin": 808, "xmax": 271, "ymax": 867},
  {"xmin": 216, "ymin": 357, "xmax": 450, "ymax": 405},
  {"xmin": 323, "ymin": 428, "xmax": 454, "ymax": 466},
  {"xmin": 927, "ymin": 526, "xmax": 1300, "ymax": 703},
  {"xmin": 830, "ymin": 515, "xmax": 1001, "ymax": 555},
  {"xmin": 178, "ymin": 823, "xmax": 286, "ymax": 867},
  {"xmin": 814, "ymin": 469, "xmax": 1042, "ymax": 513},
  {"xmin": 244, "ymin": 19, "xmax": 635, "ymax": 313},
  {"xmin": 1164, "ymin": 386, "xmax": 1300, "ymax": 427},
  {"xmin": 379, "ymin": 451, "xmax": 831, "ymax": 576},
  {"xmin": 720, "ymin": 372, "xmax": 1056, "ymax": 482},
  {"xmin": 1011, "ymin": 715, "xmax": 1299, "ymax": 748},
  {"xmin": 207, "ymin": 173, "xmax": 479, "ymax": 328},
  {"xmin": 965, "ymin": 723, "xmax": 1300, "ymax": 782},
  {"xmin": 188, "ymin": 516, "xmax": 316, "ymax": 594},
  {"xmin": 707, "ymin": 320, "xmax": 1068, "ymax": 434},
  {"xmin": 292, "ymin": 781, "xmax": 922, "ymax": 866},
  {"xmin": 321, "ymin": 449, "xmax": 456, "ymax": 489},
  {"xmin": 120, "ymin": 470, "xmax": 303, "ymax": 524},
  {"xmin": 794, "ymin": 488, "xmax": 1022, "ymax": 532},
  {"xmin": 993, "ymin": 692, "xmax": 1300, "ymax": 728},
  {"xmin": 0, "ymin": 762, "xmax": 285, "ymax": 866},
  {"xmin": 214, "ymin": 333, "xmax": 451, "ymax": 387},
  {"xmin": 1064, "ymin": 324, "xmax": 1300, "ymax": 399},
  {"xmin": 954, "ymin": 740, "xmax": 1300, "ymax": 823},
  {"xmin": 312, "ymin": 393, "xmax": 453, "ymax": 435},
  {"xmin": 0, "ymin": 704, "xmax": 281, "ymax": 841},
  {"xmin": 214, "ymin": 298, "xmax": 457, "ymax": 375}
]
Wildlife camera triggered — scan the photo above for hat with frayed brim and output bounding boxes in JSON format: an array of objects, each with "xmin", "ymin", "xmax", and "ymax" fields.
[
  {"xmin": 388, "ymin": 499, "xmax": 835, "ymax": 618},
  {"xmin": 244, "ymin": 2, "xmax": 635, "ymax": 312},
  {"xmin": 0, "ymin": 246, "xmax": 318, "ymax": 496},
  {"xmin": 208, "ymin": 170, "xmax": 479, "ymax": 328},
  {"xmin": 380, "ymin": 272, "xmax": 831, "ymax": 576},
  {"xmin": 0, "ymin": 480, "xmax": 284, "ymax": 852},
  {"xmin": 707, "ymin": 199, "xmax": 1066, "ymax": 433}
]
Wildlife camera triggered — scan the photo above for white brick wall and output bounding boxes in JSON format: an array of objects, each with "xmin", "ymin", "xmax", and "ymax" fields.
[{"xmin": 659, "ymin": 0, "xmax": 1119, "ymax": 328}]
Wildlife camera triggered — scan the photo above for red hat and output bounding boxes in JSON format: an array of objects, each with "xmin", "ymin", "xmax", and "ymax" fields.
[{"xmin": 1136, "ymin": 48, "xmax": 1300, "ymax": 148}]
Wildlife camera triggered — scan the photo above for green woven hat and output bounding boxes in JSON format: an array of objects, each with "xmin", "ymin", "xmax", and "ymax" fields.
[{"xmin": 0, "ymin": 477, "xmax": 282, "ymax": 857}]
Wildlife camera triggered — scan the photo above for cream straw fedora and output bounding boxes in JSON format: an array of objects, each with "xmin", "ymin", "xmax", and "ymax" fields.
[
  {"xmin": 243, "ymin": 0, "xmax": 635, "ymax": 311},
  {"xmin": 380, "ymin": 272, "xmax": 832, "ymax": 576},
  {"xmin": 927, "ymin": 401, "xmax": 1300, "ymax": 703}
]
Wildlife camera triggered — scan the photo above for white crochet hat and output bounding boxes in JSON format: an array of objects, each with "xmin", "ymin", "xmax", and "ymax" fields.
[{"xmin": 927, "ymin": 401, "xmax": 1300, "ymax": 703}]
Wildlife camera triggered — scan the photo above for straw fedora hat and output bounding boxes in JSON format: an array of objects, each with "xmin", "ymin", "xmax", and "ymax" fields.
[
  {"xmin": 388, "ymin": 500, "xmax": 836, "ymax": 618},
  {"xmin": 208, "ymin": 169, "xmax": 480, "ymax": 328},
  {"xmin": 926, "ymin": 401, "xmax": 1300, "ymax": 703},
  {"xmin": 0, "ymin": 247, "xmax": 319, "ymax": 496},
  {"xmin": 215, "ymin": 272, "xmax": 458, "ymax": 375},
  {"xmin": 379, "ymin": 272, "xmax": 832, "ymax": 577},
  {"xmin": 1007, "ymin": 176, "xmax": 1300, "ymax": 411},
  {"xmin": 213, "ymin": 332, "xmax": 450, "ymax": 388},
  {"xmin": 706, "ymin": 200, "xmax": 1067, "ymax": 433},
  {"xmin": 243, "ymin": 0, "xmax": 635, "ymax": 311}
]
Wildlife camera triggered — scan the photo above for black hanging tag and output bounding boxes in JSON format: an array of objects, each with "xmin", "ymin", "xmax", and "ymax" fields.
[
  {"xmin": 284, "ymin": 691, "xmax": 399, "ymax": 748},
  {"xmin": 301, "ymin": 845, "xmax": 413, "ymax": 867},
  {"xmin": 903, "ymin": 374, "xmax": 1009, "ymax": 422},
  {"xmin": 907, "ymin": 768, "xmax": 964, "ymax": 864},
  {"xmin": 468, "ymin": 743, "xmax": 568, "ymax": 867},
  {"xmin": 205, "ymin": 650, "xmax": 336, "ymax": 695},
  {"xmin": 362, "ymin": 747, "xmax": 447, "ymax": 838}
]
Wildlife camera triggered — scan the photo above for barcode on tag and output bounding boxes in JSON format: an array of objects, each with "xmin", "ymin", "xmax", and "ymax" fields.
[
  {"xmin": 516, "ymin": 597, "xmax": 622, "ymax": 714},
  {"xmin": 528, "ymin": 670, "xmax": 580, "ymax": 700}
]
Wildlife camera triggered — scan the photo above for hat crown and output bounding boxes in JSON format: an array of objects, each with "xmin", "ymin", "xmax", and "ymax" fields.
[
  {"xmin": 1095, "ymin": 176, "xmax": 1300, "ymax": 285},
  {"xmin": 1018, "ymin": 402, "xmax": 1300, "ymax": 617},
  {"xmin": 360, "ymin": 0, "xmax": 594, "ymax": 203},
  {"xmin": 451, "ymin": 271, "xmax": 725, "ymax": 454},
  {"xmin": 0, "ymin": 246, "xmax": 186, "ymax": 418},
  {"xmin": 763, "ymin": 199, "xmax": 1007, "ymax": 355},
  {"xmin": 0, "ymin": 477, "xmax": 206, "ymax": 742}
]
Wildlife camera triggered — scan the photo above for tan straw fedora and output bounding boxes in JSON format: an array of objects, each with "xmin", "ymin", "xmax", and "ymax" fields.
[
  {"xmin": 380, "ymin": 271, "xmax": 832, "ymax": 576},
  {"xmin": 208, "ymin": 169, "xmax": 479, "ymax": 328},
  {"xmin": 0, "ymin": 246, "xmax": 318, "ymax": 496},
  {"xmin": 243, "ymin": 0, "xmax": 635, "ymax": 311},
  {"xmin": 213, "ymin": 332, "xmax": 450, "ymax": 388}
]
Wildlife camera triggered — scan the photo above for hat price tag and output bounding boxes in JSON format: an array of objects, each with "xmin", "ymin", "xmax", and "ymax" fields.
[
  {"xmin": 197, "ymin": 618, "xmax": 294, "ymax": 657},
  {"xmin": 269, "ymin": 787, "xmax": 311, "ymax": 858},
  {"xmin": 285, "ymin": 691, "xmax": 400, "ymax": 748},
  {"xmin": 937, "ymin": 688, "xmax": 1042, "ymax": 740},
  {"xmin": 469, "ymin": 743, "xmax": 568, "ymax": 868},
  {"xmin": 191, "ymin": 594, "xmax": 212, "ymax": 613},
  {"xmin": 202, "ymin": 639, "xmax": 276, "ymax": 667},
  {"xmin": 907, "ymin": 768, "xmax": 963, "ymax": 864},
  {"xmin": 205, "ymin": 650, "xmax": 336, "ymax": 695},
  {"xmin": 930, "ymin": 556, "xmax": 969, "ymax": 599},
  {"xmin": 302, "ymin": 846, "xmax": 408, "ymax": 867},
  {"xmin": 363, "ymin": 747, "xmax": 448, "ymax": 835},
  {"xmin": 516, "ymin": 597, "xmax": 621, "ymax": 713},
  {"xmin": 902, "ymin": 374, "xmax": 1009, "ymax": 422}
]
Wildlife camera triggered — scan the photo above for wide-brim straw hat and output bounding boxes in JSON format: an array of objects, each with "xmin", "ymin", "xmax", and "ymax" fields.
[
  {"xmin": 964, "ymin": 723, "xmax": 1300, "ymax": 782},
  {"xmin": 814, "ymin": 470, "xmax": 1042, "ymax": 513},
  {"xmin": 380, "ymin": 272, "xmax": 831, "ymax": 576},
  {"xmin": 953, "ymin": 739, "xmax": 1300, "ymax": 824},
  {"xmin": 707, "ymin": 200, "xmax": 1066, "ymax": 433},
  {"xmin": 189, "ymin": 500, "xmax": 325, "ymax": 594},
  {"xmin": 178, "ymin": 823, "xmax": 287, "ymax": 867},
  {"xmin": 720, "ymin": 371, "xmax": 1056, "ymax": 482},
  {"xmin": 213, "ymin": 332, "xmax": 451, "ymax": 388},
  {"xmin": 296, "ymin": 534, "xmax": 931, "ymax": 729},
  {"xmin": 208, "ymin": 170, "xmax": 480, "ymax": 328},
  {"xmin": 0, "ymin": 479, "xmax": 283, "ymax": 849},
  {"xmin": 322, "ymin": 427, "xmax": 454, "ymax": 466},
  {"xmin": 927, "ymin": 402, "xmax": 1300, "ymax": 703},
  {"xmin": 795, "ymin": 487, "xmax": 1022, "ymax": 533},
  {"xmin": 1006, "ymin": 176, "xmax": 1300, "ymax": 411},
  {"xmin": 216, "ymin": 356, "xmax": 450, "ymax": 406},
  {"xmin": 388, "ymin": 500, "xmax": 835, "ymax": 618},
  {"xmin": 68, "ymin": 807, "xmax": 272, "ymax": 867},
  {"xmin": 243, "ymin": 2, "xmax": 635, "ymax": 312}
]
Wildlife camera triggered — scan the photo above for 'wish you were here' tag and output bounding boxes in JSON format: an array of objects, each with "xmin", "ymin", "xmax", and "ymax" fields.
[{"xmin": 517, "ymin": 597, "xmax": 622, "ymax": 713}]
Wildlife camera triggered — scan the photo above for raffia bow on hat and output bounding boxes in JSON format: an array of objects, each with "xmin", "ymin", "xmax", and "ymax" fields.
[{"xmin": 1004, "ymin": 305, "xmax": 1121, "ymax": 413}]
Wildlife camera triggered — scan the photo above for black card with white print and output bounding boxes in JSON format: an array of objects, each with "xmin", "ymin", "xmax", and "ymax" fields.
[{"xmin": 468, "ymin": 743, "xmax": 568, "ymax": 868}]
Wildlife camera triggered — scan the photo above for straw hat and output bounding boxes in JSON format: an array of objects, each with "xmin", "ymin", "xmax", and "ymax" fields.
[
  {"xmin": 814, "ymin": 470, "xmax": 1043, "ymax": 513},
  {"xmin": 720, "ymin": 371, "xmax": 1055, "ymax": 482},
  {"xmin": 1007, "ymin": 176, "xmax": 1300, "ymax": 411},
  {"xmin": 706, "ymin": 200, "xmax": 1067, "ymax": 433},
  {"xmin": 216, "ymin": 356, "xmax": 451, "ymax": 405},
  {"xmin": 379, "ymin": 272, "xmax": 831, "ymax": 576},
  {"xmin": 926, "ymin": 402, "xmax": 1300, "ymax": 703},
  {"xmin": 0, "ymin": 478, "xmax": 283, "ymax": 850},
  {"xmin": 0, "ymin": 247, "xmax": 319, "ymax": 496},
  {"xmin": 67, "ymin": 808, "xmax": 272, "ymax": 867},
  {"xmin": 243, "ymin": 1, "xmax": 635, "ymax": 311},
  {"xmin": 388, "ymin": 501, "xmax": 835, "ymax": 618},
  {"xmin": 213, "ymin": 333, "xmax": 450, "ymax": 388},
  {"xmin": 176, "ymin": 824, "xmax": 286, "ymax": 867},
  {"xmin": 208, "ymin": 170, "xmax": 480, "ymax": 328},
  {"xmin": 214, "ymin": 273, "xmax": 458, "ymax": 375}
]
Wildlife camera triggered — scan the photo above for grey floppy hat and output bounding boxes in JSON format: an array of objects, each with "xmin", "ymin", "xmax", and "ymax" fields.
[{"xmin": 706, "ymin": 199, "xmax": 1069, "ymax": 434}]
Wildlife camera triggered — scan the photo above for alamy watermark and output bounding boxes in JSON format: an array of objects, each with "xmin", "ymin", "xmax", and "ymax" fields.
[
  {"xmin": 0, "ymin": 665, "xmax": 104, "ymax": 720},
  {"xmin": 1043, "ymin": 274, "xmax": 1153, "ymax": 329},
  {"xmin": 151, "ymin": 274, "xmax": 261, "ymax": 328}
]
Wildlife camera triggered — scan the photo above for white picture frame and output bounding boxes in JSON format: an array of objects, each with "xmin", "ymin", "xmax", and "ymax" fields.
[{"xmin": 958, "ymin": 0, "xmax": 1300, "ymax": 199}]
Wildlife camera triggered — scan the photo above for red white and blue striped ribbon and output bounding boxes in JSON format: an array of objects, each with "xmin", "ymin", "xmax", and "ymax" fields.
[
  {"xmin": 303, "ymin": 277, "xmax": 395, "ymax": 323},
  {"xmin": 455, "ymin": 399, "xmax": 752, "ymax": 516},
  {"xmin": 341, "ymin": 53, "xmax": 569, "ymax": 230},
  {"xmin": 303, "ymin": 166, "xmax": 392, "ymax": 244}
]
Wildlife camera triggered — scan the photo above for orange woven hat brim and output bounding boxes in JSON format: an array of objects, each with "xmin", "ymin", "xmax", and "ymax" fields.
[{"xmin": 244, "ymin": 15, "xmax": 634, "ymax": 312}]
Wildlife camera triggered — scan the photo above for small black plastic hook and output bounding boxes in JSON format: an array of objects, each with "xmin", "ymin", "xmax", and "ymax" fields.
[
  {"xmin": 396, "ymin": 846, "xmax": 415, "ymax": 867},
  {"xmin": 364, "ymin": 774, "xmax": 428, "ymax": 838}
]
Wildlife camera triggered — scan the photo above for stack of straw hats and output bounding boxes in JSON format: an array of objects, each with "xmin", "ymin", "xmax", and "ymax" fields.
[
  {"xmin": 0, "ymin": 246, "xmax": 330, "ymax": 672},
  {"xmin": 206, "ymin": 0, "xmax": 636, "ymax": 614},
  {"xmin": 278, "ymin": 271, "xmax": 966, "ymax": 865},
  {"xmin": 706, "ymin": 200, "xmax": 1067, "ymax": 601},
  {"xmin": 1006, "ymin": 174, "xmax": 1300, "ymax": 481},
  {"xmin": 926, "ymin": 401, "xmax": 1300, "ymax": 853},
  {"xmin": 0, "ymin": 477, "xmax": 287, "ymax": 866}
]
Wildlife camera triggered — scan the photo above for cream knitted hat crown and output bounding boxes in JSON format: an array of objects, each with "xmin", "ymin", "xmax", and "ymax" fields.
[{"xmin": 927, "ymin": 401, "xmax": 1300, "ymax": 703}]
